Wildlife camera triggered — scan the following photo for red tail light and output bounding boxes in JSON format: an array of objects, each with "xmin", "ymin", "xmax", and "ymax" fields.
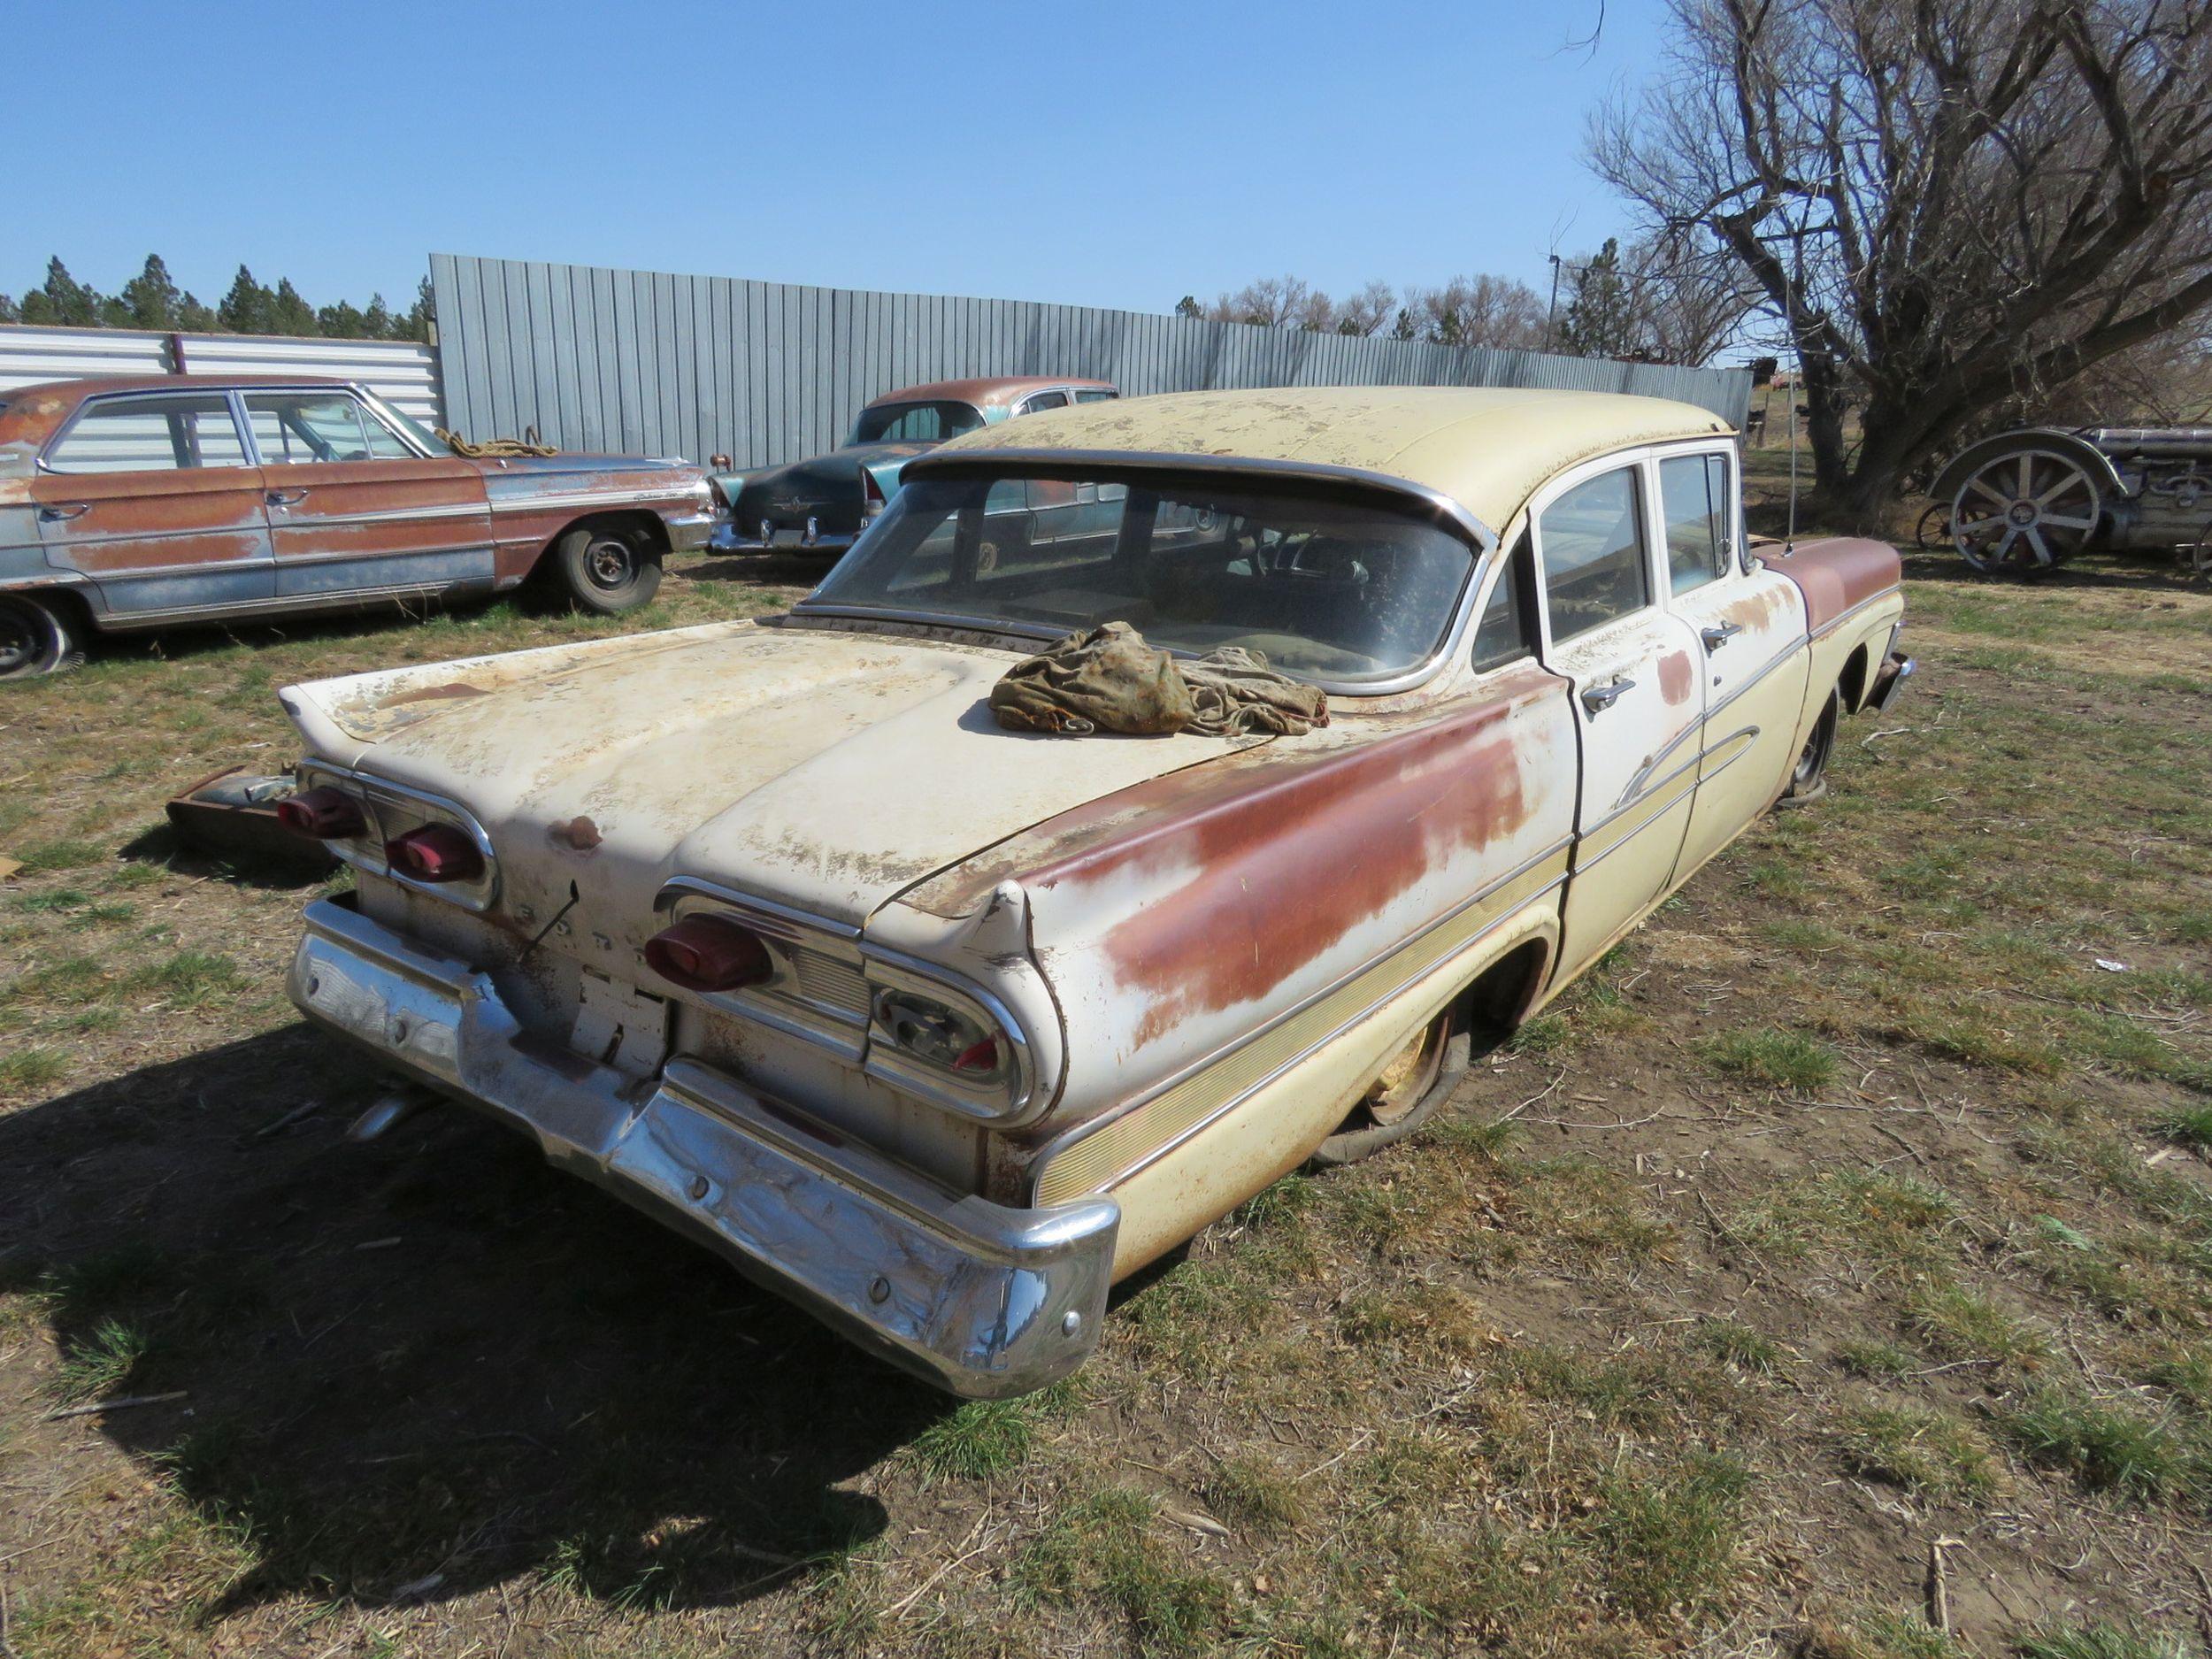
[
  {"xmin": 860, "ymin": 465, "xmax": 887, "ymax": 518},
  {"xmin": 645, "ymin": 915, "xmax": 773, "ymax": 993},
  {"xmin": 385, "ymin": 824, "xmax": 485, "ymax": 883},
  {"xmin": 277, "ymin": 786, "xmax": 366, "ymax": 840}
]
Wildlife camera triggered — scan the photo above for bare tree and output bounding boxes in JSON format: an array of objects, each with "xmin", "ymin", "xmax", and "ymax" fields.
[
  {"xmin": 1333, "ymin": 279, "xmax": 1399, "ymax": 336},
  {"xmin": 1624, "ymin": 232, "xmax": 1761, "ymax": 365},
  {"xmin": 1207, "ymin": 276, "xmax": 1316, "ymax": 328},
  {"xmin": 1404, "ymin": 273, "xmax": 1550, "ymax": 348},
  {"xmin": 1591, "ymin": 0, "xmax": 2212, "ymax": 524}
]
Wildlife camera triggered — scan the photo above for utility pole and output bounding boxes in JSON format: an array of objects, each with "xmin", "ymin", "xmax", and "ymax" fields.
[{"xmin": 1545, "ymin": 254, "xmax": 1563, "ymax": 349}]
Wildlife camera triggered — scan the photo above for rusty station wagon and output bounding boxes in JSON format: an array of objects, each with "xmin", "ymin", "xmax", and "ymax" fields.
[
  {"xmin": 709, "ymin": 375, "xmax": 1118, "ymax": 556},
  {"xmin": 0, "ymin": 374, "xmax": 718, "ymax": 678},
  {"xmin": 274, "ymin": 387, "xmax": 1910, "ymax": 1396}
]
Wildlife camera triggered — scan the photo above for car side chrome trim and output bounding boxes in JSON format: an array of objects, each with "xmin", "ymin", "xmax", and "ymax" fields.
[
  {"xmin": 488, "ymin": 486, "xmax": 703, "ymax": 514},
  {"xmin": 1611, "ymin": 643, "xmax": 1800, "ymax": 809},
  {"xmin": 92, "ymin": 580, "xmax": 488, "ymax": 628},
  {"xmin": 1809, "ymin": 591, "xmax": 1893, "ymax": 641},
  {"xmin": 1024, "ymin": 834, "xmax": 1573, "ymax": 1196},
  {"xmin": 271, "ymin": 503, "xmax": 489, "ymax": 528},
  {"xmin": 1574, "ymin": 727, "xmax": 1759, "ymax": 874}
]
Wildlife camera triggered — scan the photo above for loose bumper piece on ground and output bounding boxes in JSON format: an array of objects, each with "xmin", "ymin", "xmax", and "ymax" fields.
[{"xmin": 287, "ymin": 896, "xmax": 1119, "ymax": 1398}]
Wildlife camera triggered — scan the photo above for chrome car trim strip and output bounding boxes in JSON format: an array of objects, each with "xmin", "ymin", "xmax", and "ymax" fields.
[
  {"xmin": 1024, "ymin": 834, "xmax": 1573, "ymax": 1194},
  {"xmin": 96, "ymin": 580, "xmax": 485, "ymax": 628},
  {"xmin": 488, "ymin": 485, "xmax": 706, "ymax": 513},
  {"xmin": 271, "ymin": 503, "xmax": 489, "ymax": 528},
  {"xmin": 655, "ymin": 873, "xmax": 864, "ymax": 941},
  {"xmin": 1810, "ymin": 591, "xmax": 1893, "ymax": 641},
  {"xmin": 288, "ymin": 896, "xmax": 1118, "ymax": 1399},
  {"xmin": 1575, "ymin": 727, "xmax": 1760, "ymax": 875},
  {"xmin": 1610, "ymin": 642, "xmax": 1799, "ymax": 810}
]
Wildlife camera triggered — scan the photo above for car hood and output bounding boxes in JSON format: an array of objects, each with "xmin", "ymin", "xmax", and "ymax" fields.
[
  {"xmin": 724, "ymin": 440, "xmax": 935, "ymax": 493},
  {"xmin": 280, "ymin": 619, "xmax": 1267, "ymax": 929}
]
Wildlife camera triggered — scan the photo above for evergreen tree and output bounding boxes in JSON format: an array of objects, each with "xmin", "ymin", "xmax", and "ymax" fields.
[
  {"xmin": 270, "ymin": 279, "xmax": 318, "ymax": 336},
  {"xmin": 0, "ymin": 294, "xmax": 19, "ymax": 324},
  {"xmin": 119, "ymin": 254, "xmax": 183, "ymax": 329},
  {"xmin": 20, "ymin": 258, "xmax": 104, "ymax": 326},
  {"xmin": 317, "ymin": 299, "xmax": 367, "ymax": 338},
  {"xmin": 177, "ymin": 293, "xmax": 217, "ymax": 333},
  {"xmin": 219, "ymin": 265, "xmax": 276, "ymax": 334},
  {"xmin": 1558, "ymin": 239, "xmax": 1640, "ymax": 359},
  {"xmin": 403, "ymin": 274, "xmax": 436, "ymax": 343},
  {"xmin": 360, "ymin": 293, "xmax": 396, "ymax": 339}
]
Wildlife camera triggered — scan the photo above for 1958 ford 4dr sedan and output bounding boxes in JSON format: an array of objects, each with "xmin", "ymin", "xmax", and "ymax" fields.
[
  {"xmin": 276, "ymin": 388, "xmax": 1910, "ymax": 1396},
  {"xmin": 0, "ymin": 374, "xmax": 717, "ymax": 677}
]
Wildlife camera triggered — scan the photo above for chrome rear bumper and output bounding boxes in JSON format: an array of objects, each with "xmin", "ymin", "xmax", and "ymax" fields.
[{"xmin": 287, "ymin": 896, "xmax": 1117, "ymax": 1397}]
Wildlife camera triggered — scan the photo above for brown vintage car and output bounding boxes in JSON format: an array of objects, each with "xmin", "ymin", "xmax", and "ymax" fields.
[{"xmin": 0, "ymin": 374, "xmax": 719, "ymax": 678}]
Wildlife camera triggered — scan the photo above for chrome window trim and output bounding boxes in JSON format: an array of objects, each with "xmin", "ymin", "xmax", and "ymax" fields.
[
  {"xmin": 1023, "ymin": 833, "xmax": 1573, "ymax": 1197},
  {"xmin": 296, "ymin": 758, "xmax": 501, "ymax": 912},
  {"xmin": 36, "ymin": 386, "xmax": 258, "ymax": 477},
  {"xmin": 1648, "ymin": 441, "xmax": 1742, "ymax": 602},
  {"xmin": 800, "ymin": 448, "xmax": 1500, "ymax": 698}
]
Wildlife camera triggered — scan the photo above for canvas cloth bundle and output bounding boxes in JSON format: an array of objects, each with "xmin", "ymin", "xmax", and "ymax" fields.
[{"xmin": 988, "ymin": 621, "xmax": 1329, "ymax": 738}]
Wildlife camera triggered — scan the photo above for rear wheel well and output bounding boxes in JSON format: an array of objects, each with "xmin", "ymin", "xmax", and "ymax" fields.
[
  {"xmin": 543, "ymin": 509, "xmax": 669, "ymax": 564},
  {"xmin": 1838, "ymin": 643, "xmax": 1870, "ymax": 713},
  {"xmin": 1465, "ymin": 936, "xmax": 1552, "ymax": 1054}
]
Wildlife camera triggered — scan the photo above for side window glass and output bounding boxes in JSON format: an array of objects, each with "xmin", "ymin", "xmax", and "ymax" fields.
[
  {"xmin": 44, "ymin": 394, "xmax": 245, "ymax": 474},
  {"xmin": 357, "ymin": 402, "xmax": 415, "ymax": 459},
  {"xmin": 1019, "ymin": 391, "xmax": 1069, "ymax": 416},
  {"xmin": 245, "ymin": 392, "xmax": 373, "ymax": 465},
  {"xmin": 1537, "ymin": 466, "xmax": 1649, "ymax": 644},
  {"xmin": 1471, "ymin": 538, "xmax": 1534, "ymax": 672},
  {"xmin": 1658, "ymin": 453, "xmax": 1727, "ymax": 596},
  {"xmin": 1074, "ymin": 388, "xmax": 1117, "ymax": 403}
]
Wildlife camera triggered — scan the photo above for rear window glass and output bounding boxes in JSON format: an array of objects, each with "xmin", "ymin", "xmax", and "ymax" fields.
[
  {"xmin": 810, "ymin": 471, "xmax": 1479, "ymax": 683},
  {"xmin": 852, "ymin": 401, "xmax": 987, "ymax": 445},
  {"xmin": 44, "ymin": 394, "xmax": 246, "ymax": 474}
]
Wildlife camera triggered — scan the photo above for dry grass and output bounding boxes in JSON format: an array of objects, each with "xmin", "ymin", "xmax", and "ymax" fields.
[{"xmin": 3, "ymin": 534, "xmax": 2211, "ymax": 1655}]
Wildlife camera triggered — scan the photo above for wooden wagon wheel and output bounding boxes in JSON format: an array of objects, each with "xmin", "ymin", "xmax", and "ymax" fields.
[{"xmin": 1949, "ymin": 448, "xmax": 2101, "ymax": 573}]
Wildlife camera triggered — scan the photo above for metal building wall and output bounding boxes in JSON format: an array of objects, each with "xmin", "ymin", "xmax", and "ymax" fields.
[
  {"xmin": 0, "ymin": 324, "xmax": 444, "ymax": 430},
  {"xmin": 432, "ymin": 254, "xmax": 1754, "ymax": 470}
]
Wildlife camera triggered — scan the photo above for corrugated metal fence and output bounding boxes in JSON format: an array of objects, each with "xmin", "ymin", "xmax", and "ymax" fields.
[
  {"xmin": 0, "ymin": 324, "xmax": 444, "ymax": 430},
  {"xmin": 432, "ymin": 253, "xmax": 1753, "ymax": 471}
]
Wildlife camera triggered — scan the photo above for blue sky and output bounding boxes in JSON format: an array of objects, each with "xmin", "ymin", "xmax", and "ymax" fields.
[{"xmin": 12, "ymin": 0, "xmax": 1663, "ymax": 318}]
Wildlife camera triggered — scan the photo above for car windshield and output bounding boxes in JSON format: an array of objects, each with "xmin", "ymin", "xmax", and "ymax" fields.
[
  {"xmin": 851, "ymin": 401, "xmax": 988, "ymax": 445},
  {"xmin": 804, "ymin": 470, "xmax": 1479, "ymax": 682}
]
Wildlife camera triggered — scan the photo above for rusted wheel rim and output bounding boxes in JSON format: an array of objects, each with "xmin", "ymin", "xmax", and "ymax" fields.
[
  {"xmin": 0, "ymin": 598, "xmax": 45, "ymax": 678},
  {"xmin": 1951, "ymin": 450, "xmax": 2099, "ymax": 572},
  {"xmin": 584, "ymin": 535, "xmax": 635, "ymax": 589},
  {"xmin": 1361, "ymin": 1011, "xmax": 1450, "ymax": 1127}
]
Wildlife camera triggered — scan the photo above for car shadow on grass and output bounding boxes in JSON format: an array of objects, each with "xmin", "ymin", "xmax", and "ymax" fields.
[
  {"xmin": 0, "ymin": 1024, "xmax": 948, "ymax": 1616},
  {"xmin": 1899, "ymin": 546, "xmax": 2212, "ymax": 593}
]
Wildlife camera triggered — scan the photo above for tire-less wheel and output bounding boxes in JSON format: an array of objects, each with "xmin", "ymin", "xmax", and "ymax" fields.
[
  {"xmin": 1949, "ymin": 449, "xmax": 2101, "ymax": 573},
  {"xmin": 1778, "ymin": 687, "xmax": 1839, "ymax": 809},
  {"xmin": 0, "ymin": 594, "xmax": 86, "ymax": 680},
  {"xmin": 1309, "ymin": 1009, "xmax": 1471, "ymax": 1167},
  {"xmin": 552, "ymin": 524, "xmax": 662, "ymax": 614}
]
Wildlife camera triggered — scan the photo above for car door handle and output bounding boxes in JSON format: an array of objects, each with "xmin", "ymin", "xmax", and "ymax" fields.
[
  {"xmin": 265, "ymin": 488, "xmax": 309, "ymax": 507},
  {"xmin": 38, "ymin": 503, "xmax": 88, "ymax": 522},
  {"xmin": 1701, "ymin": 621, "xmax": 1744, "ymax": 652},
  {"xmin": 1580, "ymin": 676, "xmax": 1635, "ymax": 715}
]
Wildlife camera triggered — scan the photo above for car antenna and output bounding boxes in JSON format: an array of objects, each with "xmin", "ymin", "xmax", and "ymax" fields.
[{"xmin": 1785, "ymin": 359, "xmax": 1799, "ymax": 555}]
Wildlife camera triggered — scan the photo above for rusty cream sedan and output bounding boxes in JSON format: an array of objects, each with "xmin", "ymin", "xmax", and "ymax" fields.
[{"xmin": 275, "ymin": 388, "xmax": 1910, "ymax": 1396}]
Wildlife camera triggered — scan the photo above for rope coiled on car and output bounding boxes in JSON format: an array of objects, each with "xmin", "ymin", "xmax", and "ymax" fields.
[{"xmin": 435, "ymin": 425, "xmax": 557, "ymax": 458}]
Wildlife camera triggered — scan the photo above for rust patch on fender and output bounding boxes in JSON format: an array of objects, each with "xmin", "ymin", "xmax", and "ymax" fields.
[
  {"xmin": 1658, "ymin": 649, "xmax": 1694, "ymax": 705},
  {"xmin": 1763, "ymin": 537, "xmax": 1899, "ymax": 633},
  {"xmin": 958, "ymin": 663, "xmax": 1563, "ymax": 1048}
]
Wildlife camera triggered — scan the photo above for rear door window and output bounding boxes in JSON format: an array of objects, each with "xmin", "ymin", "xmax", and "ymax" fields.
[{"xmin": 44, "ymin": 393, "xmax": 250, "ymax": 474}]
